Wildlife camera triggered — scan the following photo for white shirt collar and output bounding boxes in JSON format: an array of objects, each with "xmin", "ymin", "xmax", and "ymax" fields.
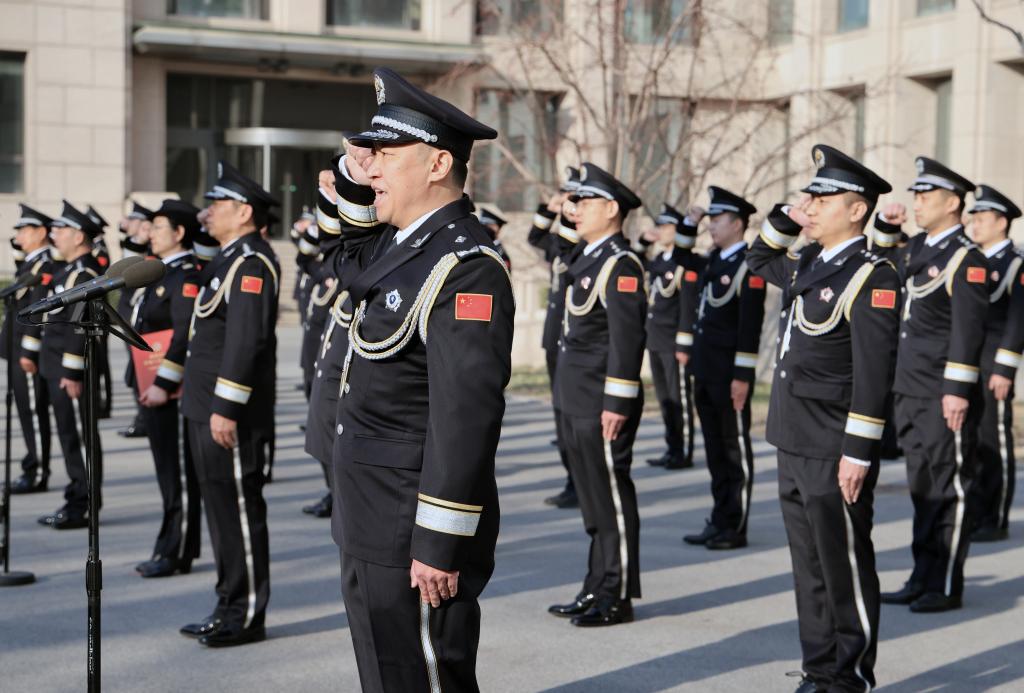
[
  {"xmin": 818, "ymin": 235, "xmax": 866, "ymax": 264},
  {"xmin": 661, "ymin": 249, "xmax": 673, "ymax": 261},
  {"xmin": 161, "ymin": 250, "xmax": 191, "ymax": 265},
  {"xmin": 984, "ymin": 238, "xmax": 1012, "ymax": 258},
  {"xmin": 924, "ymin": 224, "xmax": 962, "ymax": 247},
  {"xmin": 24, "ymin": 246, "xmax": 51, "ymax": 263},
  {"xmin": 719, "ymin": 240, "xmax": 746, "ymax": 260},
  {"xmin": 583, "ymin": 232, "xmax": 615, "ymax": 256},
  {"xmin": 394, "ymin": 206, "xmax": 444, "ymax": 246}
]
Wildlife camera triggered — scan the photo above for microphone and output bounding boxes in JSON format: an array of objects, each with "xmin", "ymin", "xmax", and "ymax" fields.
[
  {"xmin": 105, "ymin": 255, "xmax": 145, "ymax": 278},
  {"xmin": 0, "ymin": 271, "xmax": 43, "ymax": 300},
  {"xmin": 19, "ymin": 259, "xmax": 166, "ymax": 318}
]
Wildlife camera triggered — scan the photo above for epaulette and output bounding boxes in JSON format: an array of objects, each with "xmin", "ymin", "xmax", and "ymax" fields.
[{"xmin": 955, "ymin": 234, "xmax": 978, "ymax": 250}]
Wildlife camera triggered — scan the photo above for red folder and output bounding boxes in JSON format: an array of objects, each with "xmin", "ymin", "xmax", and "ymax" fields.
[{"xmin": 131, "ymin": 329, "xmax": 181, "ymax": 398}]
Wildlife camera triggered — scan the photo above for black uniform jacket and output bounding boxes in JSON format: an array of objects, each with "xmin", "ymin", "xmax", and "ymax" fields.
[
  {"xmin": 323, "ymin": 168, "xmax": 515, "ymax": 575},
  {"xmin": 873, "ymin": 216, "xmax": 989, "ymax": 398},
  {"xmin": 748, "ymin": 206, "xmax": 901, "ymax": 460},
  {"xmin": 39, "ymin": 253, "xmax": 104, "ymax": 382},
  {"xmin": 555, "ymin": 233, "xmax": 647, "ymax": 417},
  {"xmin": 132, "ymin": 252, "xmax": 201, "ymax": 394},
  {"xmin": 644, "ymin": 246, "xmax": 701, "ymax": 354},
  {"xmin": 181, "ymin": 232, "xmax": 279, "ymax": 429},
  {"xmin": 527, "ymin": 205, "xmax": 579, "ymax": 353},
  {"xmin": 687, "ymin": 243, "xmax": 766, "ymax": 383},
  {"xmin": 977, "ymin": 241, "xmax": 1024, "ymax": 381},
  {"xmin": 1, "ymin": 247, "xmax": 59, "ymax": 362}
]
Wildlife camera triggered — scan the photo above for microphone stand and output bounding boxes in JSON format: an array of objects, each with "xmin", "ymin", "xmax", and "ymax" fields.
[
  {"xmin": 70, "ymin": 296, "xmax": 151, "ymax": 693},
  {"xmin": 0, "ymin": 291, "xmax": 35, "ymax": 587}
]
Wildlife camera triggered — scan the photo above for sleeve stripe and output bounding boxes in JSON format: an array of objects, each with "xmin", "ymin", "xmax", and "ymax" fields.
[
  {"xmin": 760, "ymin": 218, "xmax": 797, "ymax": 249},
  {"xmin": 298, "ymin": 238, "xmax": 319, "ymax": 256},
  {"xmin": 62, "ymin": 353, "xmax": 85, "ymax": 370},
  {"xmin": 417, "ymin": 492, "xmax": 482, "ymax": 513},
  {"xmin": 415, "ymin": 501, "xmax": 480, "ymax": 537},
  {"xmin": 533, "ymin": 213, "xmax": 554, "ymax": 230},
  {"xmin": 676, "ymin": 332, "xmax": 693, "ymax": 347},
  {"xmin": 557, "ymin": 224, "xmax": 579, "ymax": 243},
  {"xmin": 995, "ymin": 349, "xmax": 1022, "ymax": 369},
  {"xmin": 20, "ymin": 335, "xmax": 41, "ymax": 352},
  {"xmin": 845, "ymin": 415, "xmax": 884, "ymax": 440},
  {"xmin": 674, "ymin": 233, "xmax": 696, "ymax": 249},
  {"xmin": 214, "ymin": 377, "xmax": 252, "ymax": 404},
  {"xmin": 734, "ymin": 352, "xmax": 758, "ymax": 368},
  {"xmin": 872, "ymin": 229, "xmax": 901, "ymax": 248},
  {"xmin": 157, "ymin": 360, "xmax": 185, "ymax": 384},
  {"xmin": 944, "ymin": 362, "xmax": 980, "ymax": 383},
  {"xmin": 316, "ymin": 206, "xmax": 341, "ymax": 233},
  {"xmin": 337, "ymin": 196, "xmax": 378, "ymax": 227},
  {"xmin": 605, "ymin": 378, "xmax": 640, "ymax": 399}
]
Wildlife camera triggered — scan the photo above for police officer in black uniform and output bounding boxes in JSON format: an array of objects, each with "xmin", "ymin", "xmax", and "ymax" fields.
[
  {"xmin": 528, "ymin": 169, "xmax": 582, "ymax": 508},
  {"xmin": 546, "ymin": 163, "xmax": 646, "ymax": 628},
  {"xmin": 681, "ymin": 188, "xmax": 765, "ymax": 549},
  {"xmin": 963, "ymin": 185, "xmax": 1024, "ymax": 542},
  {"xmin": 747, "ymin": 145, "xmax": 899, "ymax": 693},
  {"xmin": 133, "ymin": 199, "xmax": 204, "ymax": 578},
  {"xmin": 477, "ymin": 207, "xmax": 511, "ymax": 270},
  {"xmin": 643, "ymin": 203, "xmax": 700, "ymax": 470},
  {"xmin": 178, "ymin": 162, "xmax": 280, "ymax": 647},
  {"xmin": 3, "ymin": 205, "xmax": 56, "ymax": 494},
  {"xmin": 36, "ymin": 200, "xmax": 106, "ymax": 530},
  {"xmin": 321, "ymin": 67, "xmax": 514, "ymax": 692},
  {"xmin": 299, "ymin": 223, "xmax": 335, "ymax": 404},
  {"xmin": 874, "ymin": 157, "xmax": 988, "ymax": 613},
  {"xmin": 118, "ymin": 201, "xmax": 155, "ymax": 438}
]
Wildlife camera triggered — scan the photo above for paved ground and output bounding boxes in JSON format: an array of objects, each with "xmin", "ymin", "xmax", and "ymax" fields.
[{"xmin": 1, "ymin": 326, "xmax": 1022, "ymax": 692}]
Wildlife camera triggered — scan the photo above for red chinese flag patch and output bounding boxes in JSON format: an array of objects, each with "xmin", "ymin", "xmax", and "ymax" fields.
[
  {"xmin": 684, "ymin": 270, "xmax": 698, "ymax": 283},
  {"xmin": 748, "ymin": 275, "xmax": 765, "ymax": 289},
  {"xmin": 617, "ymin": 276, "xmax": 638, "ymax": 293},
  {"xmin": 871, "ymin": 289, "xmax": 896, "ymax": 309},
  {"xmin": 40, "ymin": 273, "xmax": 52, "ymax": 286},
  {"xmin": 182, "ymin": 283, "xmax": 199, "ymax": 298},
  {"xmin": 966, "ymin": 266, "xmax": 986, "ymax": 283},
  {"xmin": 240, "ymin": 276, "xmax": 263, "ymax": 294},
  {"xmin": 455, "ymin": 293, "xmax": 493, "ymax": 321},
  {"xmin": 97, "ymin": 256, "xmax": 108, "ymax": 267}
]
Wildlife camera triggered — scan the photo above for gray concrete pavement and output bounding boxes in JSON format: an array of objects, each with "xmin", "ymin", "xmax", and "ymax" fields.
[{"xmin": 1, "ymin": 326, "xmax": 1022, "ymax": 692}]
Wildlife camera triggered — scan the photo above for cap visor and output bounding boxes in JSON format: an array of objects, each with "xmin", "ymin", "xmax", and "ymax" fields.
[{"xmin": 347, "ymin": 128, "xmax": 419, "ymax": 148}]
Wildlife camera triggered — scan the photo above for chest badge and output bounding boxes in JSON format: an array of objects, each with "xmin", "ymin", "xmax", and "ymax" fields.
[
  {"xmin": 455, "ymin": 235, "xmax": 466, "ymax": 243},
  {"xmin": 156, "ymin": 286, "xmax": 166, "ymax": 297},
  {"xmin": 664, "ymin": 271, "xmax": 674, "ymax": 281},
  {"xmin": 211, "ymin": 277, "xmax": 221, "ymax": 291},
  {"xmin": 992, "ymin": 270, "xmax": 1000, "ymax": 282},
  {"xmin": 819, "ymin": 287, "xmax": 834, "ymax": 303},
  {"xmin": 721, "ymin": 275, "xmax": 731, "ymax": 286},
  {"xmin": 385, "ymin": 289, "xmax": 403, "ymax": 312},
  {"xmin": 927, "ymin": 266, "xmax": 939, "ymax": 279},
  {"xmin": 581, "ymin": 276, "xmax": 592, "ymax": 290}
]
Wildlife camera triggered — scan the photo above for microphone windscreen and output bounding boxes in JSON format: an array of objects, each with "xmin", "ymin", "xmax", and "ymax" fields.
[
  {"xmin": 21, "ymin": 273, "xmax": 43, "ymax": 289},
  {"xmin": 122, "ymin": 259, "xmax": 166, "ymax": 289},
  {"xmin": 105, "ymin": 255, "xmax": 145, "ymax": 279}
]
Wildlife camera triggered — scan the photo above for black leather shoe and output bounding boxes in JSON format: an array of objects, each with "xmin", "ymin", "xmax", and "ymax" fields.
[
  {"xmin": 199, "ymin": 623, "xmax": 266, "ymax": 648},
  {"xmin": 180, "ymin": 615, "xmax": 224, "ymax": 638},
  {"xmin": 10, "ymin": 474, "xmax": 48, "ymax": 494},
  {"xmin": 971, "ymin": 525, "xmax": 1008, "ymax": 542},
  {"xmin": 646, "ymin": 452, "xmax": 671, "ymax": 467},
  {"xmin": 663, "ymin": 456, "xmax": 694, "ymax": 470},
  {"xmin": 118, "ymin": 422, "xmax": 147, "ymax": 438},
  {"xmin": 909, "ymin": 592, "xmax": 961, "ymax": 613},
  {"xmin": 543, "ymin": 488, "xmax": 578, "ymax": 509},
  {"xmin": 571, "ymin": 598, "xmax": 634, "ymax": 627},
  {"xmin": 51, "ymin": 511, "xmax": 89, "ymax": 530},
  {"xmin": 301, "ymin": 494, "xmax": 333, "ymax": 518},
  {"xmin": 548, "ymin": 591, "xmax": 596, "ymax": 617},
  {"xmin": 880, "ymin": 581, "xmax": 925, "ymax": 605},
  {"xmin": 706, "ymin": 528, "xmax": 747, "ymax": 550},
  {"xmin": 683, "ymin": 520, "xmax": 721, "ymax": 545},
  {"xmin": 139, "ymin": 557, "xmax": 192, "ymax": 578},
  {"xmin": 786, "ymin": 672, "xmax": 823, "ymax": 693}
]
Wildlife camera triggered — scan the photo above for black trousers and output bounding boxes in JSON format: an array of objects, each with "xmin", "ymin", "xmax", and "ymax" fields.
[
  {"xmin": 895, "ymin": 393, "xmax": 977, "ymax": 597},
  {"xmin": 545, "ymin": 348, "xmax": 574, "ymax": 493},
  {"xmin": 560, "ymin": 409, "xmax": 642, "ymax": 600},
  {"xmin": 694, "ymin": 379, "xmax": 754, "ymax": 533},
  {"xmin": 97, "ymin": 334, "xmax": 111, "ymax": 416},
  {"xmin": 968, "ymin": 381, "xmax": 1015, "ymax": 532},
  {"xmin": 341, "ymin": 551, "xmax": 487, "ymax": 693},
  {"xmin": 778, "ymin": 451, "xmax": 879, "ymax": 693},
  {"xmin": 187, "ymin": 417, "xmax": 270, "ymax": 629},
  {"xmin": 140, "ymin": 400, "xmax": 201, "ymax": 562},
  {"xmin": 11, "ymin": 364, "xmax": 51, "ymax": 481},
  {"xmin": 648, "ymin": 349, "xmax": 695, "ymax": 464},
  {"xmin": 44, "ymin": 373, "xmax": 98, "ymax": 515}
]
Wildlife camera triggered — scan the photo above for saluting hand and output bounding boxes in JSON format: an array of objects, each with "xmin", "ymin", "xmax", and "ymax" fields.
[
  {"xmin": 410, "ymin": 559, "xmax": 459, "ymax": 608},
  {"xmin": 318, "ymin": 169, "xmax": 337, "ymax": 203},
  {"xmin": 838, "ymin": 457, "xmax": 868, "ymax": 505},
  {"xmin": 989, "ymin": 374, "xmax": 1012, "ymax": 402},
  {"xmin": 786, "ymin": 198, "xmax": 811, "ymax": 227},
  {"xmin": 941, "ymin": 394, "xmax": 969, "ymax": 432},
  {"xmin": 343, "ymin": 140, "xmax": 374, "ymax": 187},
  {"xmin": 601, "ymin": 410, "xmax": 627, "ymax": 441},
  {"xmin": 881, "ymin": 202, "xmax": 908, "ymax": 226},
  {"xmin": 210, "ymin": 413, "xmax": 238, "ymax": 449},
  {"xmin": 547, "ymin": 193, "xmax": 567, "ymax": 214}
]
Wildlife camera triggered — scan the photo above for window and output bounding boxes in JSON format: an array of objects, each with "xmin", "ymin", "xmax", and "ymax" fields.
[
  {"xmin": 327, "ymin": 0, "xmax": 421, "ymax": 31},
  {"xmin": 769, "ymin": 0, "xmax": 794, "ymax": 45},
  {"xmin": 477, "ymin": 0, "xmax": 563, "ymax": 37},
  {"xmin": 0, "ymin": 53, "xmax": 24, "ymax": 194},
  {"xmin": 624, "ymin": 0, "xmax": 691, "ymax": 44},
  {"xmin": 169, "ymin": 0, "xmax": 267, "ymax": 19},
  {"xmin": 918, "ymin": 0, "xmax": 955, "ymax": 16},
  {"xmin": 934, "ymin": 77, "xmax": 952, "ymax": 162},
  {"xmin": 837, "ymin": 0, "xmax": 868, "ymax": 32},
  {"xmin": 474, "ymin": 90, "xmax": 562, "ymax": 211}
]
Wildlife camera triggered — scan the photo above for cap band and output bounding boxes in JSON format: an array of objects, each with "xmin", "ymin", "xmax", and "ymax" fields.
[
  {"xmin": 211, "ymin": 185, "xmax": 248, "ymax": 203},
  {"xmin": 971, "ymin": 200, "xmax": 1008, "ymax": 214},
  {"xmin": 809, "ymin": 176, "xmax": 865, "ymax": 193},
  {"xmin": 910, "ymin": 174, "xmax": 957, "ymax": 192},
  {"xmin": 575, "ymin": 185, "xmax": 615, "ymax": 201}
]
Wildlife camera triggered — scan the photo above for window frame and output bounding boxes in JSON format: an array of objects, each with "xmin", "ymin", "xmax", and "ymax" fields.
[{"xmin": 0, "ymin": 51, "xmax": 26, "ymax": 195}]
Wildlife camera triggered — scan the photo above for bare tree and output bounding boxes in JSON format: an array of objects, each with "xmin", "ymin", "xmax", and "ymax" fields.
[{"xmin": 971, "ymin": 0, "xmax": 1024, "ymax": 52}]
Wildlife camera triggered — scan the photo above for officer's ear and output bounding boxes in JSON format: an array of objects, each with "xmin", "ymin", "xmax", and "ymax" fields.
[
  {"xmin": 427, "ymin": 148, "xmax": 455, "ymax": 185},
  {"xmin": 605, "ymin": 199, "xmax": 621, "ymax": 223},
  {"xmin": 174, "ymin": 225, "xmax": 187, "ymax": 245},
  {"xmin": 995, "ymin": 213, "xmax": 1009, "ymax": 236}
]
